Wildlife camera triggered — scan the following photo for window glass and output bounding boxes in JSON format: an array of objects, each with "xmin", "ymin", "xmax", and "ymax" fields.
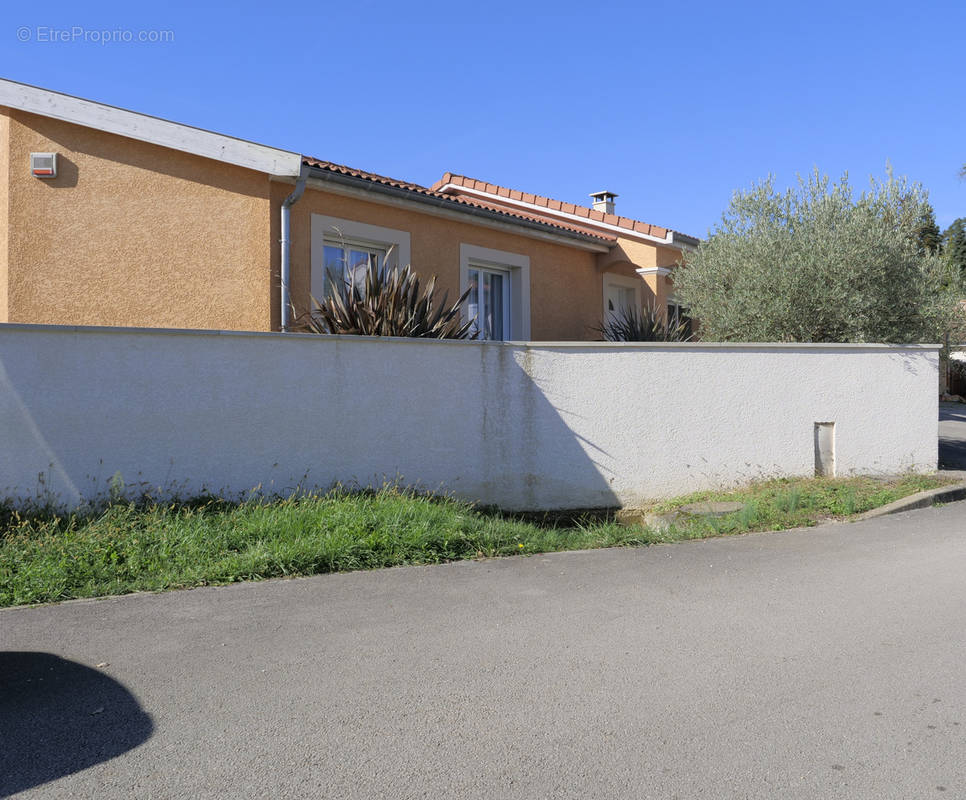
[
  {"xmin": 323, "ymin": 241, "xmax": 385, "ymax": 295},
  {"xmin": 323, "ymin": 245, "xmax": 345, "ymax": 292},
  {"xmin": 467, "ymin": 265, "xmax": 510, "ymax": 341},
  {"xmin": 467, "ymin": 269, "xmax": 481, "ymax": 338},
  {"xmin": 605, "ymin": 282, "xmax": 638, "ymax": 322},
  {"xmin": 488, "ymin": 272, "xmax": 505, "ymax": 340}
]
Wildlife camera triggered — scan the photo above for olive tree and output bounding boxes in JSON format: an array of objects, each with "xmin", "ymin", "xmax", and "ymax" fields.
[
  {"xmin": 673, "ymin": 169, "xmax": 961, "ymax": 343},
  {"xmin": 944, "ymin": 218, "xmax": 966, "ymax": 277}
]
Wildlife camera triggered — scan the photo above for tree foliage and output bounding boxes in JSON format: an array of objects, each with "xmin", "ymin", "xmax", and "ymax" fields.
[
  {"xmin": 914, "ymin": 203, "xmax": 942, "ymax": 255},
  {"xmin": 943, "ymin": 218, "xmax": 966, "ymax": 277},
  {"xmin": 673, "ymin": 169, "xmax": 961, "ymax": 343}
]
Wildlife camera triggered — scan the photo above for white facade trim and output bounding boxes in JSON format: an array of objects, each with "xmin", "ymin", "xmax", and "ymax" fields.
[
  {"xmin": 460, "ymin": 243, "xmax": 531, "ymax": 340},
  {"xmin": 311, "ymin": 214, "xmax": 412, "ymax": 301},
  {"xmin": 436, "ymin": 182, "xmax": 683, "ymax": 248},
  {"xmin": 0, "ymin": 78, "xmax": 302, "ymax": 176},
  {"xmin": 637, "ymin": 267, "xmax": 672, "ymax": 277}
]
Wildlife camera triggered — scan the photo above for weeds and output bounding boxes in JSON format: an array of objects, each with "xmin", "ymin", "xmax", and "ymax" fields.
[{"xmin": 0, "ymin": 474, "xmax": 952, "ymax": 607}]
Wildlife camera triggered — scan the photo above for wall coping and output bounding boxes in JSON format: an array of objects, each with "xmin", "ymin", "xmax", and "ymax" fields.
[{"xmin": 0, "ymin": 323, "xmax": 942, "ymax": 352}]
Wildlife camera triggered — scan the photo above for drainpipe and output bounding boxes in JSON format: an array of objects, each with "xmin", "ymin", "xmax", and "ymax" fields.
[{"xmin": 280, "ymin": 163, "xmax": 309, "ymax": 332}]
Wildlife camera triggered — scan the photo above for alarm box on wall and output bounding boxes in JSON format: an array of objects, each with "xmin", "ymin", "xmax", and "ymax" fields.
[{"xmin": 30, "ymin": 152, "xmax": 57, "ymax": 178}]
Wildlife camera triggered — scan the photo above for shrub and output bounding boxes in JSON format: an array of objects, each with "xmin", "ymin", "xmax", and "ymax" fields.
[
  {"xmin": 294, "ymin": 256, "xmax": 475, "ymax": 339},
  {"xmin": 595, "ymin": 305, "xmax": 692, "ymax": 342}
]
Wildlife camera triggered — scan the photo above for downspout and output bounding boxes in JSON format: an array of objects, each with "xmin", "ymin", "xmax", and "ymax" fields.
[{"xmin": 280, "ymin": 162, "xmax": 310, "ymax": 332}]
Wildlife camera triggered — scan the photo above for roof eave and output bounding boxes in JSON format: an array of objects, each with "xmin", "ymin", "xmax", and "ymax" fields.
[
  {"xmin": 304, "ymin": 166, "xmax": 613, "ymax": 252},
  {"xmin": 670, "ymin": 232, "xmax": 700, "ymax": 250},
  {"xmin": 0, "ymin": 77, "xmax": 303, "ymax": 177}
]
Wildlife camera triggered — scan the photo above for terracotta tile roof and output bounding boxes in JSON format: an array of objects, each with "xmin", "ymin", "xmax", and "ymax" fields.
[
  {"xmin": 432, "ymin": 172, "xmax": 697, "ymax": 244},
  {"xmin": 301, "ymin": 157, "xmax": 617, "ymax": 244},
  {"xmin": 448, "ymin": 194, "xmax": 611, "ymax": 239}
]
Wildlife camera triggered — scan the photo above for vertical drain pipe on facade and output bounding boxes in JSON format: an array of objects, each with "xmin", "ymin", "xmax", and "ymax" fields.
[{"xmin": 280, "ymin": 163, "xmax": 310, "ymax": 332}]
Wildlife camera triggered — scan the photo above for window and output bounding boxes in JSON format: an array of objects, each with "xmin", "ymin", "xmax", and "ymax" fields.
[
  {"xmin": 311, "ymin": 215, "xmax": 411, "ymax": 306},
  {"xmin": 459, "ymin": 244, "xmax": 530, "ymax": 341},
  {"xmin": 667, "ymin": 300, "xmax": 693, "ymax": 337},
  {"xmin": 606, "ymin": 285, "xmax": 637, "ymax": 318},
  {"xmin": 602, "ymin": 273, "xmax": 643, "ymax": 323},
  {"xmin": 467, "ymin": 265, "xmax": 511, "ymax": 340},
  {"xmin": 322, "ymin": 240, "xmax": 386, "ymax": 295}
]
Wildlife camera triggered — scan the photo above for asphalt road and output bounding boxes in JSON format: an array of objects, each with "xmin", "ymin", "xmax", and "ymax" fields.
[
  {"xmin": 3, "ymin": 505, "xmax": 966, "ymax": 799},
  {"xmin": 940, "ymin": 401, "xmax": 966, "ymax": 470}
]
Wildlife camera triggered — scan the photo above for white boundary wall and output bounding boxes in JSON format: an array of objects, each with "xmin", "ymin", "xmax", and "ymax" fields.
[{"xmin": 0, "ymin": 325, "xmax": 939, "ymax": 510}]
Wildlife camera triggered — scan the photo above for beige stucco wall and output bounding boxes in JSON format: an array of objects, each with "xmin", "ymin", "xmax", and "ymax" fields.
[
  {"xmin": 4, "ymin": 109, "xmax": 273, "ymax": 330},
  {"xmin": 277, "ymin": 183, "xmax": 613, "ymax": 340}
]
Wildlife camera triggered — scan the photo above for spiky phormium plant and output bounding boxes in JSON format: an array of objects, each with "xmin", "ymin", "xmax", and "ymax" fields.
[
  {"xmin": 294, "ymin": 259, "xmax": 475, "ymax": 339},
  {"xmin": 595, "ymin": 305, "xmax": 692, "ymax": 342}
]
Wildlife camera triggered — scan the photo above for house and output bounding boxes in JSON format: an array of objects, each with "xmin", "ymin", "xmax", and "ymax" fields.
[{"xmin": 0, "ymin": 78, "xmax": 697, "ymax": 340}]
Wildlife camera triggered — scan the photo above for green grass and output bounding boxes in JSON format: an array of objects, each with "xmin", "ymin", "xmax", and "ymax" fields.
[
  {"xmin": 0, "ymin": 474, "xmax": 954, "ymax": 608},
  {"xmin": 646, "ymin": 473, "xmax": 952, "ymax": 537}
]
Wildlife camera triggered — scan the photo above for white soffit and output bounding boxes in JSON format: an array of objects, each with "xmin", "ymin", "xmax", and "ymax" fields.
[{"xmin": 0, "ymin": 78, "xmax": 303, "ymax": 177}]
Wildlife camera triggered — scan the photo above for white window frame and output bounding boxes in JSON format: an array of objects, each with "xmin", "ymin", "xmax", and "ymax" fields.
[
  {"xmin": 602, "ymin": 273, "xmax": 643, "ymax": 320},
  {"xmin": 321, "ymin": 239, "xmax": 387, "ymax": 294},
  {"xmin": 459, "ymin": 244, "xmax": 530, "ymax": 341},
  {"xmin": 466, "ymin": 264, "xmax": 511, "ymax": 341},
  {"xmin": 311, "ymin": 214, "xmax": 411, "ymax": 301}
]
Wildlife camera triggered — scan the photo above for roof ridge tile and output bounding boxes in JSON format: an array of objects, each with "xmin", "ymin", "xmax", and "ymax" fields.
[
  {"xmin": 434, "ymin": 172, "xmax": 696, "ymax": 241},
  {"xmin": 302, "ymin": 157, "xmax": 616, "ymax": 244}
]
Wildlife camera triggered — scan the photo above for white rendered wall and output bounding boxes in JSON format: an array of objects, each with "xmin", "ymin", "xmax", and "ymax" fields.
[{"xmin": 0, "ymin": 325, "xmax": 939, "ymax": 510}]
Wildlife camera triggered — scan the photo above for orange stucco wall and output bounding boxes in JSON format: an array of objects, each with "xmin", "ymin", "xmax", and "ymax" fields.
[
  {"xmin": 3, "ymin": 109, "xmax": 273, "ymax": 330},
  {"xmin": 276, "ymin": 183, "xmax": 615, "ymax": 340},
  {"xmin": 599, "ymin": 237, "xmax": 683, "ymax": 314},
  {"xmin": 0, "ymin": 111, "xmax": 9, "ymax": 322},
  {"xmin": 1, "ymin": 108, "xmax": 682, "ymax": 339}
]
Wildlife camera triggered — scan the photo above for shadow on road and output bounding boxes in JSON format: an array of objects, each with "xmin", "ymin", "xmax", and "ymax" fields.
[
  {"xmin": 940, "ymin": 403, "xmax": 966, "ymax": 471},
  {"xmin": 0, "ymin": 651, "xmax": 153, "ymax": 796},
  {"xmin": 939, "ymin": 439, "xmax": 966, "ymax": 470},
  {"xmin": 940, "ymin": 406, "xmax": 966, "ymax": 424}
]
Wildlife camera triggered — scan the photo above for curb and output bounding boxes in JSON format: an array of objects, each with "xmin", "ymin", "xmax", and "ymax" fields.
[{"xmin": 854, "ymin": 481, "xmax": 966, "ymax": 521}]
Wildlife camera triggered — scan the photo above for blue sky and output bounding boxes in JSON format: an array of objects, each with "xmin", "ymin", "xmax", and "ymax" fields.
[{"xmin": 3, "ymin": 0, "xmax": 965, "ymax": 237}]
